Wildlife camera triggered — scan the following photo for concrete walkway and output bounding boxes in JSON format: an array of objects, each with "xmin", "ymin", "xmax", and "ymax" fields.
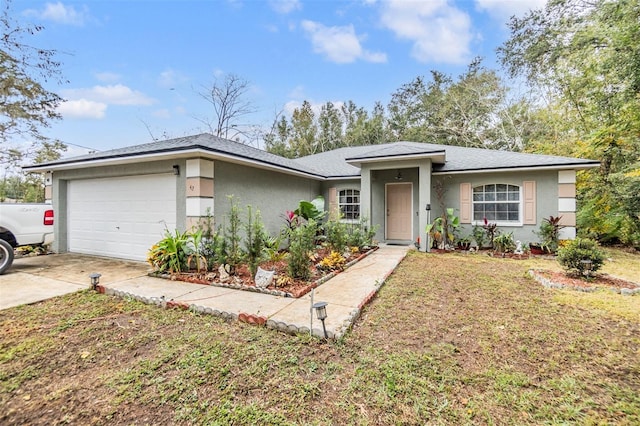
[{"xmin": 104, "ymin": 244, "xmax": 410, "ymax": 339}]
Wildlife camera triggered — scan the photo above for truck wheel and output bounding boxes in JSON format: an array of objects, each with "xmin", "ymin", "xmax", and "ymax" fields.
[{"xmin": 0, "ymin": 239, "xmax": 14, "ymax": 274}]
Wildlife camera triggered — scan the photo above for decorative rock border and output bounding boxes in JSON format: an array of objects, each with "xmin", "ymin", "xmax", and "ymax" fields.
[{"xmin": 528, "ymin": 269, "xmax": 640, "ymax": 295}]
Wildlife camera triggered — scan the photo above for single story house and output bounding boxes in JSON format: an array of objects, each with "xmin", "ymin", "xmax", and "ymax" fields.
[{"xmin": 24, "ymin": 133, "xmax": 600, "ymax": 261}]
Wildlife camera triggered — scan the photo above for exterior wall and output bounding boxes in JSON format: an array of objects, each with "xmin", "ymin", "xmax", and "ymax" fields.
[
  {"xmin": 50, "ymin": 160, "xmax": 186, "ymax": 253},
  {"xmin": 433, "ymin": 169, "xmax": 563, "ymax": 245},
  {"xmin": 214, "ymin": 161, "xmax": 321, "ymax": 236}
]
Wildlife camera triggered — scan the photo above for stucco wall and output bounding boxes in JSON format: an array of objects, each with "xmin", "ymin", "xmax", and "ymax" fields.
[
  {"xmin": 214, "ymin": 161, "xmax": 321, "ymax": 236},
  {"xmin": 431, "ymin": 170, "xmax": 559, "ymax": 245},
  {"xmin": 51, "ymin": 160, "xmax": 186, "ymax": 253}
]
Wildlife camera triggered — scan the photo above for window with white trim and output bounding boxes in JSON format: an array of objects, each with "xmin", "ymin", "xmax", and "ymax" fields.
[
  {"xmin": 339, "ymin": 189, "xmax": 360, "ymax": 220},
  {"xmin": 473, "ymin": 184, "xmax": 520, "ymax": 222}
]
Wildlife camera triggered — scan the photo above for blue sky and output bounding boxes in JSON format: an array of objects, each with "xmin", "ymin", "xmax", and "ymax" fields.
[{"xmin": 18, "ymin": 0, "xmax": 546, "ymax": 156}]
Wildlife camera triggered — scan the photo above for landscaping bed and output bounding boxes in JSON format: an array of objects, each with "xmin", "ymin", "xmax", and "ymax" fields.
[
  {"xmin": 151, "ymin": 246, "xmax": 378, "ymax": 298},
  {"xmin": 529, "ymin": 268, "xmax": 640, "ymax": 294}
]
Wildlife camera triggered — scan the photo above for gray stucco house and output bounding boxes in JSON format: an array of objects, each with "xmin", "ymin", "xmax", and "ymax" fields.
[{"xmin": 25, "ymin": 133, "xmax": 599, "ymax": 261}]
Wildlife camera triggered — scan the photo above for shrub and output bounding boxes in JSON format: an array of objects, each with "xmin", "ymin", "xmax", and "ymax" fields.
[
  {"xmin": 317, "ymin": 251, "xmax": 346, "ymax": 271},
  {"xmin": 557, "ymin": 238, "xmax": 605, "ymax": 277},
  {"xmin": 346, "ymin": 217, "xmax": 378, "ymax": 250},
  {"xmin": 324, "ymin": 219, "xmax": 348, "ymax": 253},
  {"xmin": 493, "ymin": 232, "xmax": 515, "ymax": 253},
  {"xmin": 288, "ymin": 219, "xmax": 318, "ymax": 280},
  {"xmin": 472, "ymin": 225, "xmax": 487, "ymax": 248},
  {"xmin": 148, "ymin": 229, "xmax": 189, "ymax": 273},
  {"xmin": 535, "ymin": 215, "xmax": 565, "ymax": 253}
]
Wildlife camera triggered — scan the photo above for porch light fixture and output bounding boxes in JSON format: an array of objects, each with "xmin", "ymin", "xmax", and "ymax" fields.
[
  {"xmin": 395, "ymin": 170, "xmax": 403, "ymax": 181},
  {"xmin": 89, "ymin": 273, "xmax": 102, "ymax": 290},
  {"xmin": 312, "ymin": 301, "xmax": 328, "ymax": 338},
  {"xmin": 172, "ymin": 164, "xmax": 180, "ymax": 176},
  {"xmin": 580, "ymin": 259, "xmax": 593, "ymax": 277}
]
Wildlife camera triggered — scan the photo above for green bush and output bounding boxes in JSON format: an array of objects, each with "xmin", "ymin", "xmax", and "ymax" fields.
[
  {"xmin": 346, "ymin": 217, "xmax": 378, "ymax": 250},
  {"xmin": 557, "ymin": 238, "xmax": 605, "ymax": 276},
  {"xmin": 324, "ymin": 219, "xmax": 348, "ymax": 253},
  {"xmin": 148, "ymin": 229, "xmax": 189, "ymax": 273},
  {"xmin": 493, "ymin": 232, "xmax": 515, "ymax": 253},
  {"xmin": 288, "ymin": 219, "xmax": 318, "ymax": 280}
]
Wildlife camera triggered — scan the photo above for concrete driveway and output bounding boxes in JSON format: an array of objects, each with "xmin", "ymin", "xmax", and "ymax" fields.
[{"xmin": 0, "ymin": 253, "xmax": 151, "ymax": 310}]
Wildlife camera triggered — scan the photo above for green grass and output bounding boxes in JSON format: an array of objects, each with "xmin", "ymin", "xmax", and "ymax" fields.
[{"xmin": 0, "ymin": 249, "xmax": 638, "ymax": 425}]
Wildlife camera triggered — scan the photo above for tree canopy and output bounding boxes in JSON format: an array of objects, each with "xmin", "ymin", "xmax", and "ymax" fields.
[{"xmin": 499, "ymin": 0, "xmax": 640, "ymax": 247}]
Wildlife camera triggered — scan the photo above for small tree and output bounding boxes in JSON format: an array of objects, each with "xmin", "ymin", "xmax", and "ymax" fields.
[
  {"xmin": 244, "ymin": 205, "xmax": 267, "ymax": 278},
  {"xmin": 557, "ymin": 238, "xmax": 605, "ymax": 277},
  {"xmin": 223, "ymin": 195, "xmax": 244, "ymax": 273}
]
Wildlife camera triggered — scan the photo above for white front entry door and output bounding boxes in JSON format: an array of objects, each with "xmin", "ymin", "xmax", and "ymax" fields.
[
  {"xmin": 386, "ymin": 183, "xmax": 413, "ymax": 241},
  {"xmin": 67, "ymin": 174, "xmax": 177, "ymax": 261}
]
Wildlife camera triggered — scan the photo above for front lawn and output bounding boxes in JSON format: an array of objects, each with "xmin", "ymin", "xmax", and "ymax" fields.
[{"xmin": 1, "ymin": 249, "xmax": 638, "ymax": 425}]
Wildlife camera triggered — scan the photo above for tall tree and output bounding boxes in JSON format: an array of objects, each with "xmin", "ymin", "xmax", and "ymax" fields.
[
  {"xmin": 195, "ymin": 73, "xmax": 256, "ymax": 140},
  {"xmin": 387, "ymin": 59, "xmax": 516, "ymax": 150},
  {"xmin": 317, "ymin": 101, "xmax": 343, "ymax": 152},
  {"xmin": 499, "ymin": 0, "xmax": 640, "ymax": 246},
  {"xmin": 1, "ymin": 0, "xmax": 66, "ymax": 171},
  {"xmin": 289, "ymin": 100, "xmax": 317, "ymax": 157}
]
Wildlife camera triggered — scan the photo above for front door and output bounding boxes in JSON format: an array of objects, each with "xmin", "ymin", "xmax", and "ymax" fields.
[{"xmin": 386, "ymin": 183, "xmax": 413, "ymax": 240}]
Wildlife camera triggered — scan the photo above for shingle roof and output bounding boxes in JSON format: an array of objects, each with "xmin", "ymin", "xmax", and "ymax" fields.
[
  {"xmin": 27, "ymin": 134, "xmax": 599, "ymax": 178},
  {"xmin": 293, "ymin": 141, "xmax": 599, "ymax": 176},
  {"xmin": 25, "ymin": 133, "xmax": 327, "ymax": 177}
]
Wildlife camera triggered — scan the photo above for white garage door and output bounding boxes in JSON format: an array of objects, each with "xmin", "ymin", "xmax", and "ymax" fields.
[{"xmin": 68, "ymin": 174, "xmax": 177, "ymax": 261}]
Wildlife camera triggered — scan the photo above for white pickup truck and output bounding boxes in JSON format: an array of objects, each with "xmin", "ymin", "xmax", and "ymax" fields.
[{"xmin": 0, "ymin": 203, "xmax": 55, "ymax": 274}]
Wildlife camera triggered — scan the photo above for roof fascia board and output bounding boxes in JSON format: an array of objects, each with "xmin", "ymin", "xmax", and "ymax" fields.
[
  {"xmin": 323, "ymin": 175, "xmax": 361, "ymax": 181},
  {"xmin": 24, "ymin": 147, "xmax": 326, "ymax": 180},
  {"xmin": 346, "ymin": 151, "xmax": 445, "ymax": 165},
  {"xmin": 432, "ymin": 162, "xmax": 600, "ymax": 175}
]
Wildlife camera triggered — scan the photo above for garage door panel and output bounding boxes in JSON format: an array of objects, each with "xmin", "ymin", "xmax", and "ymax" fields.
[{"xmin": 68, "ymin": 174, "xmax": 177, "ymax": 261}]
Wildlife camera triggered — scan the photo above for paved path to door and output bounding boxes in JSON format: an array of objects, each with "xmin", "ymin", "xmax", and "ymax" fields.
[{"xmin": 1, "ymin": 245, "xmax": 410, "ymax": 339}]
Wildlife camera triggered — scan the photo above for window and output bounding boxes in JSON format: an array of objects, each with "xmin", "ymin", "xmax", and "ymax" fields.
[
  {"xmin": 339, "ymin": 189, "xmax": 360, "ymax": 220},
  {"xmin": 473, "ymin": 184, "xmax": 520, "ymax": 222}
]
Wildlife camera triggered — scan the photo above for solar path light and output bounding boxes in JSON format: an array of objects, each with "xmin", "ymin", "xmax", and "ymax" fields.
[
  {"xmin": 89, "ymin": 273, "xmax": 101, "ymax": 290},
  {"xmin": 312, "ymin": 301, "xmax": 328, "ymax": 339}
]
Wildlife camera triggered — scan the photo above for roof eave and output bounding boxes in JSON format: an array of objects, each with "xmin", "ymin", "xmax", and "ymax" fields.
[
  {"xmin": 23, "ymin": 146, "xmax": 327, "ymax": 180},
  {"xmin": 432, "ymin": 162, "xmax": 600, "ymax": 175}
]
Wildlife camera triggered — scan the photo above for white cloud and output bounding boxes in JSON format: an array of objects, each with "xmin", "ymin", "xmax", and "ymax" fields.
[
  {"xmin": 58, "ymin": 99, "xmax": 107, "ymax": 119},
  {"xmin": 63, "ymin": 84, "xmax": 155, "ymax": 106},
  {"xmin": 379, "ymin": 0, "xmax": 472, "ymax": 64},
  {"xmin": 23, "ymin": 2, "xmax": 90, "ymax": 26},
  {"xmin": 94, "ymin": 72, "xmax": 121, "ymax": 83},
  {"xmin": 475, "ymin": 0, "xmax": 547, "ymax": 20},
  {"xmin": 157, "ymin": 68, "xmax": 188, "ymax": 88},
  {"xmin": 301, "ymin": 20, "xmax": 387, "ymax": 64},
  {"xmin": 269, "ymin": 0, "xmax": 301, "ymax": 14}
]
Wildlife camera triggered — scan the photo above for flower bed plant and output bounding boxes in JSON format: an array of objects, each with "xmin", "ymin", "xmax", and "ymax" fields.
[{"xmin": 147, "ymin": 197, "xmax": 378, "ymax": 298}]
